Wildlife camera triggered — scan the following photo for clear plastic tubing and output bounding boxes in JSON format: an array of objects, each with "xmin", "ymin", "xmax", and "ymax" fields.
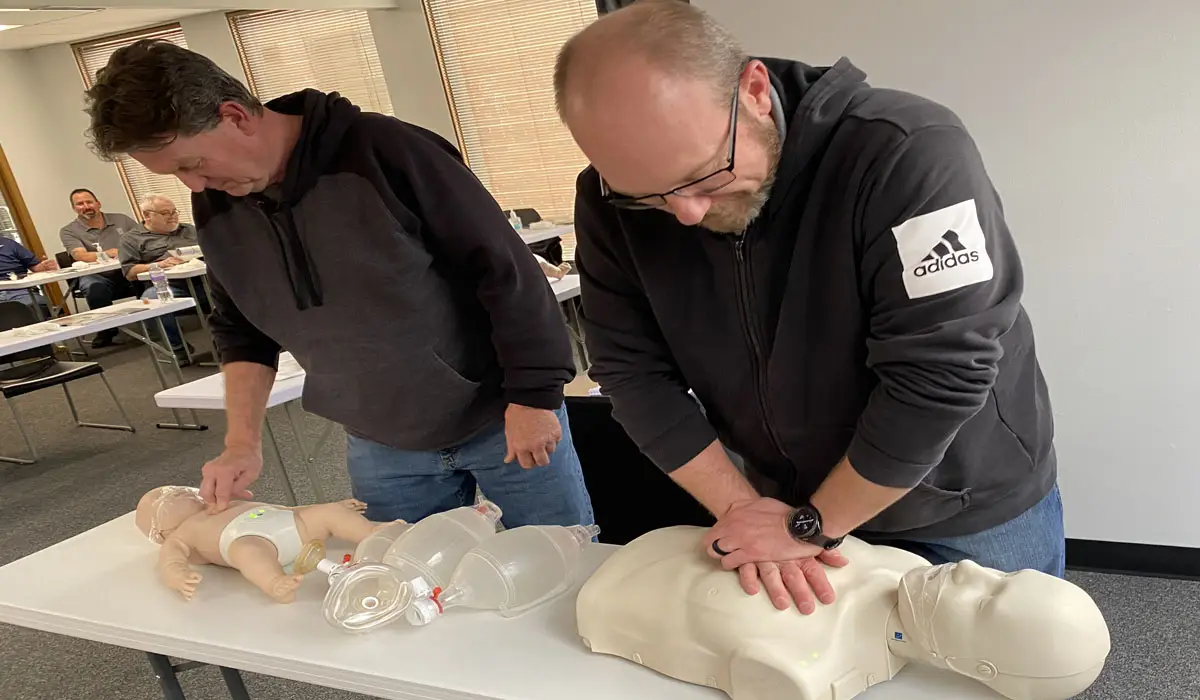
[{"xmin": 406, "ymin": 523, "xmax": 600, "ymax": 626}]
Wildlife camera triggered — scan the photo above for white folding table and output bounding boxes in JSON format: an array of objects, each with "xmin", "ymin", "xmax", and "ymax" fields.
[
  {"xmin": 154, "ymin": 353, "xmax": 326, "ymax": 506},
  {"xmin": 0, "ymin": 298, "xmax": 205, "ymax": 432},
  {"xmin": 520, "ymin": 224, "xmax": 573, "ymax": 246},
  {"xmin": 549, "ymin": 275, "xmax": 588, "ymax": 368},
  {"xmin": 0, "ymin": 260, "xmax": 122, "ymax": 320},
  {"xmin": 0, "ymin": 512, "xmax": 1005, "ymax": 700},
  {"xmin": 137, "ymin": 261, "xmax": 211, "ymax": 329}
]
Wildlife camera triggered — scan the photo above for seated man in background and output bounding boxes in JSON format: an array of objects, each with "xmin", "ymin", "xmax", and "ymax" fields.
[
  {"xmin": 119, "ymin": 193, "xmax": 203, "ymax": 363},
  {"xmin": 59, "ymin": 188, "xmax": 139, "ymax": 347},
  {"xmin": 0, "ymin": 235, "xmax": 55, "ymax": 316}
]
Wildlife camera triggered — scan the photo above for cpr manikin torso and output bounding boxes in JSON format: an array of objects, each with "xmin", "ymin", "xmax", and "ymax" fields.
[
  {"xmin": 135, "ymin": 486, "xmax": 388, "ymax": 603},
  {"xmin": 577, "ymin": 526, "xmax": 1109, "ymax": 700}
]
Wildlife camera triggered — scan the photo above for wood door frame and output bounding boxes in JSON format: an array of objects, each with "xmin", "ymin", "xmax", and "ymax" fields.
[{"xmin": 0, "ymin": 142, "xmax": 66, "ymax": 308}]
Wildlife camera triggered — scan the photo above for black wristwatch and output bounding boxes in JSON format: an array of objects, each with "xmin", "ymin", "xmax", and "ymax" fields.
[{"xmin": 786, "ymin": 503, "xmax": 844, "ymax": 550}]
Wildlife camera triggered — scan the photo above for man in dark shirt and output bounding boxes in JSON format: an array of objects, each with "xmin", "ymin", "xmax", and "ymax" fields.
[
  {"xmin": 118, "ymin": 194, "xmax": 203, "ymax": 360},
  {"xmin": 83, "ymin": 41, "xmax": 594, "ymax": 533},
  {"xmin": 555, "ymin": 3, "xmax": 1061, "ymax": 613},
  {"xmin": 59, "ymin": 188, "xmax": 139, "ymax": 346},
  {"xmin": 0, "ymin": 235, "xmax": 54, "ymax": 316}
]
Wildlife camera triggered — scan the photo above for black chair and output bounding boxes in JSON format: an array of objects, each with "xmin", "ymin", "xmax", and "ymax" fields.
[
  {"xmin": 566, "ymin": 395, "xmax": 714, "ymax": 545},
  {"xmin": 0, "ymin": 302, "xmax": 134, "ymax": 464},
  {"xmin": 515, "ymin": 207, "xmax": 565, "ymax": 266}
]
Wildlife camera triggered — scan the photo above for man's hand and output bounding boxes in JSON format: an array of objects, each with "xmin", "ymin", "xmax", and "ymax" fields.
[
  {"xmin": 503, "ymin": 403, "xmax": 562, "ymax": 468},
  {"xmin": 161, "ymin": 256, "xmax": 186, "ymax": 268},
  {"xmin": 105, "ymin": 248, "xmax": 119, "ymax": 259},
  {"xmin": 32, "ymin": 259, "xmax": 56, "ymax": 272},
  {"xmin": 199, "ymin": 445, "xmax": 263, "ymax": 513},
  {"xmin": 703, "ymin": 497, "xmax": 849, "ymax": 612}
]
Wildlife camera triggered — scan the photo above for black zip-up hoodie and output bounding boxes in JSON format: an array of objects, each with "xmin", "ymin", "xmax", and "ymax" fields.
[
  {"xmin": 574, "ymin": 58, "xmax": 1056, "ymax": 539},
  {"xmin": 195, "ymin": 90, "xmax": 575, "ymax": 451}
]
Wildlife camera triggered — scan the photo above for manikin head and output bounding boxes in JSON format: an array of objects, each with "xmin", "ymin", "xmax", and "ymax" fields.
[
  {"xmin": 139, "ymin": 194, "xmax": 181, "ymax": 234},
  {"xmin": 554, "ymin": 0, "xmax": 782, "ymax": 234},
  {"xmin": 70, "ymin": 189, "xmax": 101, "ymax": 222},
  {"xmin": 898, "ymin": 560, "xmax": 1111, "ymax": 699},
  {"xmin": 135, "ymin": 486, "xmax": 206, "ymax": 544},
  {"xmin": 84, "ymin": 40, "xmax": 289, "ymax": 197}
]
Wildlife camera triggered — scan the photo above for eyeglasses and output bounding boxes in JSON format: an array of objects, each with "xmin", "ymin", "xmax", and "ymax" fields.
[
  {"xmin": 147, "ymin": 209, "xmax": 178, "ymax": 217},
  {"xmin": 600, "ymin": 83, "xmax": 740, "ymax": 210}
]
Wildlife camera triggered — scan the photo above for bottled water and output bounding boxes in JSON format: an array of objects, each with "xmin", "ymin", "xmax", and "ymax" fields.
[
  {"xmin": 148, "ymin": 263, "xmax": 173, "ymax": 303},
  {"xmin": 508, "ymin": 210, "xmax": 523, "ymax": 232},
  {"xmin": 94, "ymin": 243, "xmax": 109, "ymax": 263}
]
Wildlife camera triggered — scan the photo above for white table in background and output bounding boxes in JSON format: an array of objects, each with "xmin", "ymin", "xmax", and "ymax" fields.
[
  {"xmin": 154, "ymin": 353, "xmax": 325, "ymax": 506},
  {"xmin": 520, "ymin": 224, "xmax": 573, "ymax": 246},
  {"xmin": 0, "ymin": 512, "xmax": 1004, "ymax": 700},
  {"xmin": 0, "ymin": 298, "xmax": 204, "ymax": 431},
  {"xmin": 549, "ymin": 274, "xmax": 588, "ymax": 368},
  {"xmin": 0, "ymin": 260, "xmax": 122, "ymax": 320},
  {"xmin": 137, "ymin": 260, "xmax": 212, "ymax": 327}
]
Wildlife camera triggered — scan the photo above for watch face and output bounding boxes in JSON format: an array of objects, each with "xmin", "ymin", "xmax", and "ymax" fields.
[{"xmin": 789, "ymin": 508, "xmax": 820, "ymax": 539}]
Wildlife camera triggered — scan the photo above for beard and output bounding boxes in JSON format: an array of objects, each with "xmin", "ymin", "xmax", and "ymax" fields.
[{"xmin": 700, "ymin": 114, "xmax": 782, "ymax": 235}]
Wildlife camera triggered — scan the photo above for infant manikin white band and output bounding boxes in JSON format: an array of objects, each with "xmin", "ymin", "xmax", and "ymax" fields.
[
  {"xmin": 218, "ymin": 506, "xmax": 304, "ymax": 571},
  {"xmin": 146, "ymin": 486, "xmax": 204, "ymax": 544}
]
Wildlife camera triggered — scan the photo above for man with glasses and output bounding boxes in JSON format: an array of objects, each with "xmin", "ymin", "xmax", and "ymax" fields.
[
  {"xmin": 118, "ymin": 194, "xmax": 202, "ymax": 362},
  {"xmin": 555, "ymin": 0, "xmax": 1061, "ymax": 614}
]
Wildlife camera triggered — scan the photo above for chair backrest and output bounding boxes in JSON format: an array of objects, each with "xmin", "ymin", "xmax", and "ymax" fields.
[
  {"xmin": 513, "ymin": 208, "xmax": 542, "ymax": 226},
  {"xmin": 566, "ymin": 396, "xmax": 715, "ymax": 545},
  {"xmin": 0, "ymin": 301, "xmax": 54, "ymax": 365},
  {"xmin": 55, "ymin": 251, "xmax": 73, "ymax": 269}
]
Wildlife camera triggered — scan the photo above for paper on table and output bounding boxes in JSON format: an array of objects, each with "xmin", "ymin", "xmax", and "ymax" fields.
[
  {"xmin": 54, "ymin": 308, "xmax": 140, "ymax": 327},
  {"xmin": 0, "ymin": 322, "xmax": 62, "ymax": 338},
  {"xmin": 276, "ymin": 355, "xmax": 305, "ymax": 380}
]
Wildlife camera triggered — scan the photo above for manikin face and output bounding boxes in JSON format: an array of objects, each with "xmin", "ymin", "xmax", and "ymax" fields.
[
  {"xmin": 563, "ymin": 59, "xmax": 782, "ymax": 234},
  {"xmin": 135, "ymin": 486, "xmax": 205, "ymax": 544},
  {"xmin": 71, "ymin": 192, "xmax": 101, "ymax": 220},
  {"xmin": 130, "ymin": 103, "xmax": 276, "ymax": 197},
  {"xmin": 899, "ymin": 560, "xmax": 1110, "ymax": 696}
]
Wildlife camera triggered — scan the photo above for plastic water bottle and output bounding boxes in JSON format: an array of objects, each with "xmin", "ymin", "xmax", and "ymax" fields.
[
  {"xmin": 508, "ymin": 210, "xmax": 523, "ymax": 232},
  {"xmin": 148, "ymin": 263, "xmax": 173, "ymax": 302},
  {"xmin": 94, "ymin": 243, "xmax": 109, "ymax": 263}
]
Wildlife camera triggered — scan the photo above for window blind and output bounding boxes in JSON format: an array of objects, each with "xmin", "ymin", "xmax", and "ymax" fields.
[
  {"xmin": 229, "ymin": 10, "xmax": 394, "ymax": 116},
  {"xmin": 424, "ymin": 0, "xmax": 598, "ymax": 258},
  {"xmin": 74, "ymin": 25, "xmax": 196, "ymax": 224}
]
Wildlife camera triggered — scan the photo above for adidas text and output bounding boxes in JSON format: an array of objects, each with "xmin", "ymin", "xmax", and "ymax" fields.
[{"xmin": 914, "ymin": 250, "xmax": 981, "ymax": 277}]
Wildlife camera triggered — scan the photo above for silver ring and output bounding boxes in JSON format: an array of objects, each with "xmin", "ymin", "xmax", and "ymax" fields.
[{"xmin": 712, "ymin": 540, "xmax": 732, "ymax": 557}]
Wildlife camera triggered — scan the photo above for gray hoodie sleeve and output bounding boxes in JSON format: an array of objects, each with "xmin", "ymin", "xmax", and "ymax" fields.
[{"xmin": 846, "ymin": 125, "xmax": 1023, "ymax": 489}]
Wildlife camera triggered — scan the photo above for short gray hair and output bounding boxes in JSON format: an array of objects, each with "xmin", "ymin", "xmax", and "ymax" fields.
[
  {"xmin": 555, "ymin": 0, "xmax": 747, "ymax": 118},
  {"xmin": 85, "ymin": 39, "xmax": 262, "ymax": 160},
  {"xmin": 139, "ymin": 193, "xmax": 169, "ymax": 214}
]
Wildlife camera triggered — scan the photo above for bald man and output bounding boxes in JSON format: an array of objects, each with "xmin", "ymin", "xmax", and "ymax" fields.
[{"xmin": 555, "ymin": 0, "xmax": 1061, "ymax": 615}]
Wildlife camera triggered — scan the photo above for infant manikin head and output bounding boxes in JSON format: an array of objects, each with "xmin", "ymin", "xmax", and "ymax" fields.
[
  {"xmin": 135, "ymin": 486, "xmax": 206, "ymax": 544},
  {"xmin": 898, "ymin": 560, "xmax": 1110, "ymax": 699}
]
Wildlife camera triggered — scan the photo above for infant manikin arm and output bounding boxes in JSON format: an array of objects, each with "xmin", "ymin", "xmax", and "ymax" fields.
[{"xmin": 158, "ymin": 537, "xmax": 203, "ymax": 601}]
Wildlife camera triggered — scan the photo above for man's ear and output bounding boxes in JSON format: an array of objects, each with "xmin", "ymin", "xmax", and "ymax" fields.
[{"xmin": 741, "ymin": 59, "xmax": 774, "ymax": 119}]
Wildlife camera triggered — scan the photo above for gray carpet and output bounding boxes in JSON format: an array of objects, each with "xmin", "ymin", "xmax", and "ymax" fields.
[{"xmin": 0, "ymin": 329, "xmax": 1197, "ymax": 700}]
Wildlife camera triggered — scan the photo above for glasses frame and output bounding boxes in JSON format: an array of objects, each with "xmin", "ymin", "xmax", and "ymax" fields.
[{"xmin": 600, "ymin": 82, "xmax": 741, "ymax": 210}]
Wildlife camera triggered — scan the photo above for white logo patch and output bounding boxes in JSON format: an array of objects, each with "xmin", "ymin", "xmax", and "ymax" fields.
[{"xmin": 890, "ymin": 199, "xmax": 993, "ymax": 300}]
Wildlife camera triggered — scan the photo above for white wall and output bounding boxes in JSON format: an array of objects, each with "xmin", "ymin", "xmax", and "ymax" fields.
[
  {"xmin": 368, "ymin": 1, "xmax": 456, "ymax": 143},
  {"xmin": 177, "ymin": 11, "xmax": 249, "ymax": 84},
  {"xmin": 695, "ymin": 0, "xmax": 1200, "ymax": 548}
]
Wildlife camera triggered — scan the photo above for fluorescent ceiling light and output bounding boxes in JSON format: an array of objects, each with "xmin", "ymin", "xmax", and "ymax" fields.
[{"xmin": 0, "ymin": 25, "xmax": 22, "ymax": 31}]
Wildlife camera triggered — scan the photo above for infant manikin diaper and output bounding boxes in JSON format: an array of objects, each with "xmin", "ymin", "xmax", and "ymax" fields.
[{"xmin": 218, "ymin": 506, "xmax": 304, "ymax": 572}]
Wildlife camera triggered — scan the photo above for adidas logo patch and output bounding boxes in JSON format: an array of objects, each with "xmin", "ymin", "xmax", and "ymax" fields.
[
  {"xmin": 914, "ymin": 230, "xmax": 981, "ymax": 278},
  {"xmin": 890, "ymin": 199, "xmax": 994, "ymax": 299}
]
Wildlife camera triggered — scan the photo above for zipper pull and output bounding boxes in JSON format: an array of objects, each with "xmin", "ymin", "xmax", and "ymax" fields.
[{"xmin": 734, "ymin": 235, "xmax": 746, "ymax": 263}]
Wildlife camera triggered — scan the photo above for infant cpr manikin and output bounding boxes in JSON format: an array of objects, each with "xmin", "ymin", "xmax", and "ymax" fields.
[
  {"xmin": 134, "ymin": 486, "xmax": 384, "ymax": 603},
  {"xmin": 577, "ymin": 526, "xmax": 1110, "ymax": 700}
]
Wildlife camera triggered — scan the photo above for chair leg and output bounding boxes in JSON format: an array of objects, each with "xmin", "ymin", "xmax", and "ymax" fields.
[
  {"xmin": 64, "ymin": 379, "xmax": 136, "ymax": 433},
  {"xmin": 1, "ymin": 397, "xmax": 37, "ymax": 465}
]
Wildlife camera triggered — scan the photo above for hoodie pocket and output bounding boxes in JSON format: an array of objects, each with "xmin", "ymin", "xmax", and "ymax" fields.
[{"xmin": 858, "ymin": 480, "xmax": 972, "ymax": 534}]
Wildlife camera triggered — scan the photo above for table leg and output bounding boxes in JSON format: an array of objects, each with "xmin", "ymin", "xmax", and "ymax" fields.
[
  {"xmin": 131, "ymin": 320, "xmax": 207, "ymax": 431},
  {"xmin": 219, "ymin": 667, "xmax": 253, "ymax": 700},
  {"xmin": 282, "ymin": 400, "xmax": 328, "ymax": 503},
  {"xmin": 145, "ymin": 653, "xmax": 187, "ymax": 700},
  {"xmin": 185, "ymin": 277, "xmax": 218, "ymax": 367},
  {"xmin": 264, "ymin": 416, "xmax": 299, "ymax": 506},
  {"xmin": 562, "ymin": 298, "xmax": 590, "ymax": 370}
]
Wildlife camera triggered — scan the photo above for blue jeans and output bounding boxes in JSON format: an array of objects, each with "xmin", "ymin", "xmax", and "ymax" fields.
[
  {"xmin": 141, "ymin": 283, "xmax": 207, "ymax": 350},
  {"xmin": 878, "ymin": 483, "xmax": 1066, "ymax": 577},
  {"xmin": 346, "ymin": 405, "xmax": 595, "ymax": 530},
  {"xmin": 0, "ymin": 288, "xmax": 48, "ymax": 317}
]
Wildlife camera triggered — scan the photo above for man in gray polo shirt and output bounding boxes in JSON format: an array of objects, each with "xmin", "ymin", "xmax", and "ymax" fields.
[
  {"xmin": 59, "ymin": 188, "xmax": 139, "ymax": 347},
  {"xmin": 118, "ymin": 193, "xmax": 203, "ymax": 361}
]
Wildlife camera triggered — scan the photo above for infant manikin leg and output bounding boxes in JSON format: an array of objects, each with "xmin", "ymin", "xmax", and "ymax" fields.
[{"xmin": 225, "ymin": 536, "xmax": 304, "ymax": 603}]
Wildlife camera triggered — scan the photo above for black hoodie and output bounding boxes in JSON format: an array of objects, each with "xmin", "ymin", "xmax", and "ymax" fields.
[
  {"xmin": 574, "ymin": 58, "xmax": 1056, "ymax": 539},
  {"xmin": 194, "ymin": 90, "xmax": 575, "ymax": 451}
]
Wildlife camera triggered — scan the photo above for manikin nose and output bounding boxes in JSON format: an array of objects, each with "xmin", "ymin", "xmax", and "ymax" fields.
[{"xmin": 665, "ymin": 195, "xmax": 712, "ymax": 227}]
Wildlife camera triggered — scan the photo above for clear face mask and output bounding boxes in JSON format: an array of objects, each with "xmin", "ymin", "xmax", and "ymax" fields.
[
  {"xmin": 900, "ymin": 563, "xmax": 954, "ymax": 661},
  {"xmin": 146, "ymin": 486, "xmax": 204, "ymax": 544}
]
